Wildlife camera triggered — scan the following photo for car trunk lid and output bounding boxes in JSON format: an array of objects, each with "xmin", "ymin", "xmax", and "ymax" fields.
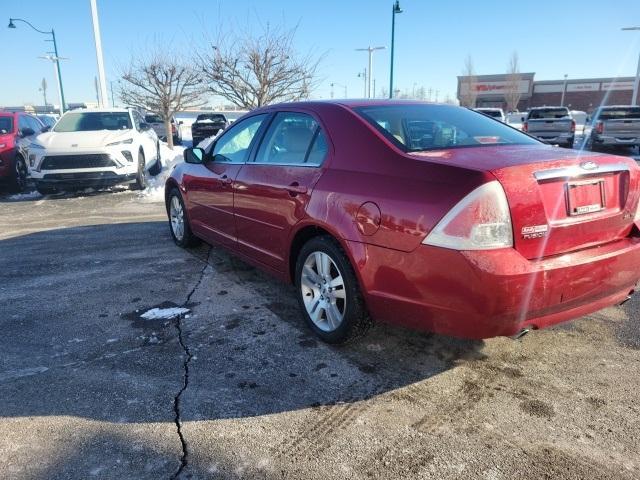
[
  {"xmin": 410, "ymin": 145, "xmax": 640, "ymax": 259},
  {"xmin": 491, "ymin": 153, "xmax": 639, "ymax": 259}
]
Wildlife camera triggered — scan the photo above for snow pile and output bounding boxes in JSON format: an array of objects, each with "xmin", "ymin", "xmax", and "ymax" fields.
[
  {"xmin": 140, "ymin": 306, "xmax": 190, "ymax": 320},
  {"xmin": 138, "ymin": 143, "xmax": 185, "ymax": 203},
  {"xmin": 7, "ymin": 190, "xmax": 42, "ymax": 201}
]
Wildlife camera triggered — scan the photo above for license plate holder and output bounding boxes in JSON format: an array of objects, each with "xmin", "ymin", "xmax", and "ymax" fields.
[{"xmin": 566, "ymin": 179, "xmax": 606, "ymax": 216}]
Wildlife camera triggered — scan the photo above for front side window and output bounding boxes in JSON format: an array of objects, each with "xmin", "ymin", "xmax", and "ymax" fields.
[
  {"xmin": 53, "ymin": 112, "xmax": 133, "ymax": 132},
  {"xmin": 356, "ymin": 105, "xmax": 540, "ymax": 152},
  {"xmin": 212, "ymin": 114, "xmax": 267, "ymax": 163},
  {"xmin": 254, "ymin": 112, "xmax": 327, "ymax": 166}
]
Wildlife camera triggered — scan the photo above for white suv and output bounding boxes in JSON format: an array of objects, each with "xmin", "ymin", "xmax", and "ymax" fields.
[{"xmin": 28, "ymin": 108, "xmax": 160, "ymax": 194}]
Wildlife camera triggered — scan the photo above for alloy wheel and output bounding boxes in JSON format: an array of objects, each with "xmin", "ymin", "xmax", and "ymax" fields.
[
  {"xmin": 300, "ymin": 251, "xmax": 347, "ymax": 332},
  {"xmin": 170, "ymin": 195, "xmax": 185, "ymax": 241}
]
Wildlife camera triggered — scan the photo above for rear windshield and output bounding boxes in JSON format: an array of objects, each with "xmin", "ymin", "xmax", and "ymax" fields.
[
  {"xmin": 355, "ymin": 105, "xmax": 539, "ymax": 152},
  {"xmin": 0, "ymin": 117, "xmax": 13, "ymax": 134},
  {"xmin": 477, "ymin": 110, "xmax": 503, "ymax": 118},
  {"xmin": 196, "ymin": 114, "xmax": 226, "ymax": 122},
  {"xmin": 596, "ymin": 107, "xmax": 640, "ymax": 120},
  {"xmin": 145, "ymin": 114, "xmax": 162, "ymax": 123},
  {"xmin": 528, "ymin": 108, "xmax": 570, "ymax": 119},
  {"xmin": 54, "ymin": 112, "xmax": 133, "ymax": 132}
]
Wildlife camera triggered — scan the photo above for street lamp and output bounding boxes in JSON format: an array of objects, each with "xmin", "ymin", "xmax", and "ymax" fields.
[
  {"xmin": 357, "ymin": 69, "xmax": 368, "ymax": 98},
  {"xmin": 560, "ymin": 74, "xmax": 568, "ymax": 107},
  {"xmin": 8, "ymin": 18, "xmax": 67, "ymax": 114},
  {"xmin": 622, "ymin": 27, "xmax": 640, "ymax": 105},
  {"xmin": 356, "ymin": 46, "xmax": 386, "ymax": 98},
  {"xmin": 389, "ymin": 1, "xmax": 402, "ymax": 99}
]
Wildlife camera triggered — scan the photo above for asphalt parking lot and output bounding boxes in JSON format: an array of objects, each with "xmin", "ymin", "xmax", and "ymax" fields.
[{"xmin": 1, "ymin": 171, "xmax": 639, "ymax": 479}]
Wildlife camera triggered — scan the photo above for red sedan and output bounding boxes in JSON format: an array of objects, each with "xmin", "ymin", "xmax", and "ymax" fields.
[{"xmin": 165, "ymin": 101, "xmax": 640, "ymax": 343}]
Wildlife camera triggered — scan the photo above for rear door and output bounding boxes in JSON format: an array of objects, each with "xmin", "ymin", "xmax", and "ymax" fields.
[
  {"xmin": 234, "ymin": 111, "xmax": 330, "ymax": 271},
  {"xmin": 184, "ymin": 114, "xmax": 269, "ymax": 246}
]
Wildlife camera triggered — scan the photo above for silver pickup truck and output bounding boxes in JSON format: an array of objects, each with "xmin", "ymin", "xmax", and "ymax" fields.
[
  {"xmin": 523, "ymin": 106, "xmax": 575, "ymax": 148},
  {"xmin": 588, "ymin": 105, "xmax": 640, "ymax": 151}
]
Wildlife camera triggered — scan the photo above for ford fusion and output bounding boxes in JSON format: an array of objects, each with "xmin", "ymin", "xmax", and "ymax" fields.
[
  {"xmin": 165, "ymin": 101, "xmax": 640, "ymax": 343},
  {"xmin": 28, "ymin": 108, "xmax": 160, "ymax": 194}
]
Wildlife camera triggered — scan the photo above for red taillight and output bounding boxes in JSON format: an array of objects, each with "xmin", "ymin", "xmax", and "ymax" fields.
[
  {"xmin": 595, "ymin": 121, "xmax": 604, "ymax": 134},
  {"xmin": 422, "ymin": 181, "xmax": 513, "ymax": 250},
  {"xmin": 570, "ymin": 120, "xmax": 576, "ymax": 133},
  {"xmin": 522, "ymin": 121, "xmax": 528, "ymax": 132}
]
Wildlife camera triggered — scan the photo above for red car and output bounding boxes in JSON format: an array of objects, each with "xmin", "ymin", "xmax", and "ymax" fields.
[
  {"xmin": 0, "ymin": 111, "xmax": 45, "ymax": 192},
  {"xmin": 165, "ymin": 101, "xmax": 640, "ymax": 343}
]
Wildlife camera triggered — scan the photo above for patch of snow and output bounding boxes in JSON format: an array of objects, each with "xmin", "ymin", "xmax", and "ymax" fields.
[
  {"xmin": 137, "ymin": 143, "xmax": 185, "ymax": 203},
  {"xmin": 7, "ymin": 190, "xmax": 42, "ymax": 201},
  {"xmin": 140, "ymin": 306, "xmax": 190, "ymax": 320}
]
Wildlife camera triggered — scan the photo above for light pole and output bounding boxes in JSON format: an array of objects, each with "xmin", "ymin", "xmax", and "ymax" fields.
[
  {"xmin": 389, "ymin": 1, "xmax": 402, "ymax": 98},
  {"xmin": 622, "ymin": 27, "xmax": 640, "ymax": 105},
  {"xmin": 90, "ymin": 0, "xmax": 108, "ymax": 107},
  {"xmin": 330, "ymin": 82, "xmax": 347, "ymax": 99},
  {"xmin": 358, "ymin": 69, "xmax": 368, "ymax": 98},
  {"xmin": 560, "ymin": 74, "xmax": 568, "ymax": 106},
  {"xmin": 39, "ymin": 55, "xmax": 68, "ymax": 114},
  {"xmin": 356, "ymin": 46, "xmax": 386, "ymax": 98},
  {"xmin": 8, "ymin": 18, "xmax": 66, "ymax": 114}
]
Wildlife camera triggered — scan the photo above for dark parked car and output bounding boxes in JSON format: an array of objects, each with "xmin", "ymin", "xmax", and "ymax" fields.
[
  {"xmin": 191, "ymin": 113, "xmax": 227, "ymax": 146},
  {"xmin": 0, "ymin": 111, "xmax": 45, "ymax": 192},
  {"xmin": 165, "ymin": 101, "xmax": 640, "ymax": 343}
]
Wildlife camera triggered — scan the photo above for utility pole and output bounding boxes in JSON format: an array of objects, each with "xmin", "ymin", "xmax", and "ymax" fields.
[
  {"xmin": 356, "ymin": 46, "xmax": 386, "ymax": 98},
  {"xmin": 90, "ymin": 0, "xmax": 108, "ymax": 107}
]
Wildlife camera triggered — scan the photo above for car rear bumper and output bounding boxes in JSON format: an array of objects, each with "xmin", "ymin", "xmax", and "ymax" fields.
[
  {"xmin": 35, "ymin": 171, "xmax": 137, "ymax": 189},
  {"xmin": 593, "ymin": 134, "xmax": 640, "ymax": 146},
  {"xmin": 353, "ymin": 237, "xmax": 640, "ymax": 339},
  {"xmin": 532, "ymin": 133, "xmax": 574, "ymax": 144}
]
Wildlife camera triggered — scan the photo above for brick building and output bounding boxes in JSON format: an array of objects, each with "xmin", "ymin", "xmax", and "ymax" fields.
[{"xmin": 457, "ymin": 73, "xmax": 638, "ymax": 113}]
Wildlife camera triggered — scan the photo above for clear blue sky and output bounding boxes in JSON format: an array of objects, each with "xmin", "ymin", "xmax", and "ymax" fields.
[{"xmin": 2, "ymin": 0, "xmax": 640, "ymax": 106}]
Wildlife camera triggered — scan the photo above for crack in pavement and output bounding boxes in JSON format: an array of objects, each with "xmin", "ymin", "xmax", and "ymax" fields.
[{"xmin": 171, "ymin": 246, "xmax": 211, "ymax": 480}]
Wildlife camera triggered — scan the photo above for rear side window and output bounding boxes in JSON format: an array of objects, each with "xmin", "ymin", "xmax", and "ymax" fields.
[
  {"xmin": 145, "ymin": 114, "xmax": 162, "ymax": 123},
  {"xmin": 528, "ymin": 108, "xmax": 570, "ymax": 119},
  {"xmin": 356, "ymin": 105, "xmax": 539, "ymax": 152},
  {"xmin": 596, "ymin": 107, "xmax": 640, "ymax": 120},
  {"xmin": 254, "ymin": 112, "xmax": 327, "ymax": 166},
  {"xmin": 0, "ymin": 117, "xmax": 14, "ymax": 134}
]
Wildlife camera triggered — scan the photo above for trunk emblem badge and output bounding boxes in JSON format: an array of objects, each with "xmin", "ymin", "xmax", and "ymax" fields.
[
  {"xmin": 580, "ymin": 161, "xmax": 598, "ymax": 170},
  {"xmin": 522, "ymin": 224, "xmax": 549, "ymax": 240}
]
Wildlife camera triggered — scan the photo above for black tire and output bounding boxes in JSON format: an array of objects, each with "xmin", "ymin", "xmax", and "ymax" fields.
[
  {"xmin": 295, "ymin": 235, "xmax": 372, "ymax": 344},
  {"xmin": 8, "ymin": 155, "xmax": 28, "ymax": 193},
  {"xmin": 149, "ymin": 142, "xmax": 162, "ymax": 176},
  {"xmin": 167, "ymin": 188, "xmax": 200, "ymax": 248},
  {"xmin": 131, "ymin": 150, "xmax": 147, "ymax": 190},
  {"xmin": 36, "ymin": 185, "xmax": 58, "ymax": 195}
]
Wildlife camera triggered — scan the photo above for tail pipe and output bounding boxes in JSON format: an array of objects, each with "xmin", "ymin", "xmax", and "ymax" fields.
[
  {"xmin": 619, "ymin": 290, "xmax": 635, "ymax": 307},
  {"xmin": 512, "ymin": 328, "xmax": 530, "ymax": 340}
]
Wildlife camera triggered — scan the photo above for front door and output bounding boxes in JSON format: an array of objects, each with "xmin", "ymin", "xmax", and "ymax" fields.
[
  {"xmin": 234, "ymin": 111, "xmax": 330, "ymax": 271},
  {"xmin": 184, "ymin": 114, "xmax": 268, "ymax": 246}
]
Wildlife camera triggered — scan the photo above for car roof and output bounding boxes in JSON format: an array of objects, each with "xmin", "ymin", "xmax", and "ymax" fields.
[
  {"xmin": 251, "ymin": 99, "xmax": 456, "ymax": 114},
  {"xmin": 64, "ymin": 108, "xmax": 131, "ymax": 114}
]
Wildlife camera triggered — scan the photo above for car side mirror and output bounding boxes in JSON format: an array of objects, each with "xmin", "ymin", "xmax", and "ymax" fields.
[
  {"xmin": 178, "ymin": 121, "xmax": 184, "ymax": 125},
  {"xmin": 41, "ymin": 125, "xmax": 51, "ymax": 133},
  {"xmin": 139, "ymin": 122, "xmax": 150, "ymax": 131},
  {"xmin": 184, "ymin": 147, "xmax": 205, "ymax": 164},
  {"xmin": 20, "ymin": 127, "xmax": 35, "ymax": 137}
]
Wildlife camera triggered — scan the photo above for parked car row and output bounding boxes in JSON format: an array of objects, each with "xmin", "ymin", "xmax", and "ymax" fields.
[
  {"xmin": 1, "ymin": 108, "xmax": 161, "ymax": 194},
  {"xmin": 165, "ymin": 100, "xmax": 640, "ymax": 344}
]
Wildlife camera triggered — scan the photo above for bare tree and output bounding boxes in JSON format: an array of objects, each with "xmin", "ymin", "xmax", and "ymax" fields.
[
  {"xmin": 120, "ymin": 48, "xmax": 207, "ymax": 149},
  {"xmin": 198, "ymin": 24, "xmax": 322, "ymax": 109},
  {"xmin": 459, "ymin": 55, "xmax": 478, "ymax": 108},
  {"xmin": 504, "ymin": 52, "xmax": 522, "ymax": 112}
]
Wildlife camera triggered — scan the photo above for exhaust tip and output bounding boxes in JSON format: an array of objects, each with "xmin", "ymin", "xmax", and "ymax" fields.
[{"xmin": 512, "ymin": 328, "xmax": 530, "ymax": 340}]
